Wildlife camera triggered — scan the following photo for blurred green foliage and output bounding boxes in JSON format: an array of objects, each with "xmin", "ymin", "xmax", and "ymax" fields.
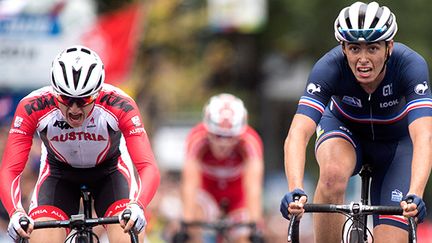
[
  {"xmin": 123, "ymin": 0, "xmax": 432, "ymax": 118},
  {"xmin": 94, "ymin": 0, "xmax": 432, "ymax": 208}
]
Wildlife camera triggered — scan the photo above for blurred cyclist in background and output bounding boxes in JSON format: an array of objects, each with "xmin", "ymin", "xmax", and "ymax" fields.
[
  {"xmin": 178, "ymin": 93, "xmax": 264, "ymax": 243},
  {"xmin": 0, "ymin": 45, "xmax": 160, "ymax": 242},
  {"xmin": 280, "ymin": 1, "xmax": 432, "ymax": 243}
]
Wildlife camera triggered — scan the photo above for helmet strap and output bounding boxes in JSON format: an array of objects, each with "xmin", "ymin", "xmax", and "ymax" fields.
[{"xmin": 378, "ymin": 41, "xmax": 391, "ymax": 75}]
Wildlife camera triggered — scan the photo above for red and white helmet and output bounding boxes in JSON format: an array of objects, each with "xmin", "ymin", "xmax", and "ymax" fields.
[{"xmin": 203, "ymin": 93, "xmax": 248, "ymax": 137}]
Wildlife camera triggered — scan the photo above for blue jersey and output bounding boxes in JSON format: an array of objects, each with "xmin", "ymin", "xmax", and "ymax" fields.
[{"xmin": 296, "ymin": 43, "xmax": 432, "ymax": 140}]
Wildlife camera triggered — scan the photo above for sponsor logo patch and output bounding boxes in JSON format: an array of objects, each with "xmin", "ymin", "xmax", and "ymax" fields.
[
  {"xmin": 414, "ymin": 81, "xmax": 429, "ymax": 95},
  {"xmin": 342, "ymin": 96, "xmax": 362, "ymax": 108},
  {"xmin": 14, "ymin": 116, "xmax": 23, "ymax": 128},
  {"xmin": 391, "ymin": 189, "xmax": 403, "ymax": 202},
  {"xmin": 131, "ymin": 115, "xmax": 141, "ymax": 127},
  {"xmin": 307, "ymin": 83, "xmax": 321, "ymax": 95}
]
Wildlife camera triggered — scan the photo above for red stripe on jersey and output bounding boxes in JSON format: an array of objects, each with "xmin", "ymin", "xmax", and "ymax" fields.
[
  {"xmin": 96, "ymin": 138, "xmax": 111, "ymax": 164},
  {"xmin": 47, "ymin": 139, "xmax": 68, "ymax": 163},
  {"xmin": 379, "ymin": 215, "xmax": 408, "ymax": 225},
  {"xmin": 33, "ymin": 159, "xmax": 51, "ymax": 208}
]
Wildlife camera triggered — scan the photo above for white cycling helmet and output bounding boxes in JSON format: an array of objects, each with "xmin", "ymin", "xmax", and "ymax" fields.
[
  {"xmin": 203, "ymin": 93, "xmax": 248, "ymax": 137},
  {"xmin": 334, "ymin": 1, "xmax": 397, "ymax": 43},
  {"xmin": 51, "ymin": 45, "xmax": 105, "ymax": 98}
]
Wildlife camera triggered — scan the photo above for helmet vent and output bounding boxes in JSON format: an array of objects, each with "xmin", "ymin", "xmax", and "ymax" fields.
[
  {"xmin": 95, "ymin": 76, "xmax": 103, "ymax": 92},
  {"xmin": 59, "ymin": 61, "xmax": 70, "ymax": 88},
  {"xmin": 72, "ymin": 68, "xmax": 82, "ymax": 90},
  {"xmin": 59, "ymin": 86, "xmax": 72, "ymax": 96},
  {"xmin": 51, "ymin": 73, "xmax": 58, "ymax": 89},
  {"xmin": 66, "ymin": 48, "xmax": 77, "ymax": 53},
  {"xmin": 82, "ymin": 63, "xmax": 97, "ymax": 89},
  {"xmin": 80, "ymin": 89, "xmax": 92, "ymax": 96},
  {"xmin": 358, "ymin": 4, "xmax": 367, "ymax": 27},
  {"xmin": 371, "ymin": 17, "xmax": 380, "ymax": 28},
  {"xmin": 81, "ymin": 48, "xmax": 91, "ymax": 54}
]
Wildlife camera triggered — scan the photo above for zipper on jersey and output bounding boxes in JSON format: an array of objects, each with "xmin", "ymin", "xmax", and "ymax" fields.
[{"xmin": 368, "ymin": 94, "xmax": 375, "ymax": 140}]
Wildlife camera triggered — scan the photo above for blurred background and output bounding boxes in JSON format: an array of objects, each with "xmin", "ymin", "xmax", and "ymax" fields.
[{"xmin": 1, "ymin": 0, "xmax": 432, "ymax": 242}]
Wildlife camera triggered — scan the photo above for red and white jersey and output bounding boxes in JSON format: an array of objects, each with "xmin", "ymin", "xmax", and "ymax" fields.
[
  {"xmin": 0, "ymin": 84, "xmax": 160, "ymax": 216},
  {"xmin": 185, "ymin": 123, "xmax": 263, "ymax": 200}
]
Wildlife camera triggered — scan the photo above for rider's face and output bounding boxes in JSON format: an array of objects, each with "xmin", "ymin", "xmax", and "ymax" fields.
[
  {"xmin": 207, "ymin": 133, "xmax": 240, "ymax": 159},
  {"xmin": 343, "ymin": 41, "xmax": 393, "ymax": 86},
  {"xmin": 57, "ymin": 99, "xmax": 95, "ymax": 128}
]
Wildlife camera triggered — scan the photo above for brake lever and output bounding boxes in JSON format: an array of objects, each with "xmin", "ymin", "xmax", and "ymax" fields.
[{"xmin": 287, "ymin": 195, "xmax": 301, "ymax": 242}]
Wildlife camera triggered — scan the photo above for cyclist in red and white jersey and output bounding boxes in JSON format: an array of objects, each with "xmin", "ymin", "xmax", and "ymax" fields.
[
  {"xmin": 180, "ymin": 93, "xmax": 264, "ymax": 243},
  {"xmin": 0, "ymin": 45, "xmax": 160, "ymax": 242}
]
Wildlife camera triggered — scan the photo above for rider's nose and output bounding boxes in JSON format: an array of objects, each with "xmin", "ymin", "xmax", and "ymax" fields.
[{"xmin": 69, "ymin": 102, "xmax": 81, "ymax": 110}]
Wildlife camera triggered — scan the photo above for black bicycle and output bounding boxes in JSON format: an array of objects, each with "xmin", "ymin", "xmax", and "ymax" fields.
[
  {"xmin": 172, "ymin": 219, "xmax": 265, "ymax": 243},
  {"xmin": 287, "ymin": 165, "xmax": 418, "ymax": 243},
  {"xmin": 18, "ymin": 185, "xmax": 139, "ymax": 243}
]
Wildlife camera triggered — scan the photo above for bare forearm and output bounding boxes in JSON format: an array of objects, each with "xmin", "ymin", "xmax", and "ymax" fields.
[
  {"xmin": 409, "ymin": 142, "xmax": 432, "ymax": 197},
  {"xmin": 284, "ymin": 115, "xmax": 316, "ymax": 191},
  {"xmin": 408, "ymin": 117, "xmax": 432, "ymax": 197},
  {"xmin": 284, "ymin": 135, "xmax": 308, "ymax": 191},
  {"xmin": 244, "ymin": 160, "xmax": 264, "ymax": 221},
  {"xmin": 181, "ymin": 183, "xmax": 198, "ymax": 221},
  {"xmin": 181, "ymin": 159, "xmax": 201, "ymax": 221}
]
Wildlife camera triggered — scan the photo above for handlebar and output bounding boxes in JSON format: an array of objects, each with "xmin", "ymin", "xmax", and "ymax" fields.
[
  {"xmin": 18, "ymin": 211, "xmax": 139, "ymax": 243},
  {"xmin": 303, "ymin": 202, "xmax": 403, "ymax": 215},
  {"xmin": 287, "ymin": 202, "xmax": 417, "ymax": 243},
  {"xmin": 30, "ymin": 215, "xmax": 120, "ymax": 229},
  {"xmin": 181, "ymin": 220, "xmax": 257, "ymax": 232}
]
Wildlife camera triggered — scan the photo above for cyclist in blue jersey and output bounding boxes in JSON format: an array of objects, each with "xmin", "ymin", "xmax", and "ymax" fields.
[{"xmin": 279, "ymin": 2, "xmax": 432, "ymax": 242}]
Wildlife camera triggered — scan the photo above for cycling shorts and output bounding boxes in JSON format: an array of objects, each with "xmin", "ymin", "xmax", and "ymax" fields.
[
  {"xmin": 29, "ymin": 159, "xmax": 131, "ymax": 220},
  {"xmin": 315, "ymin": 110, "xmax": 412, "ymax": 230}
]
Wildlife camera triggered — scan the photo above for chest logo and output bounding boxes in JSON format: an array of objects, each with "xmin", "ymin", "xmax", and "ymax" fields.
[
  {"xmin": 53, "ymin": 120, "xmax": 73, "ymax": 130},
  {"xmin": 342, "ymin": 96, "xmax": 362, "ymax": 108},
  {"xmin": 380, "ymin": 99, "xmax": 399, "ymax": 108},
  {"xmin": 382, "ymin": 84, "xmax": 393, "ymax": 96},
  {"xmin": 50, "ymin": 132, "xmax": 107, "ymax": 142}
]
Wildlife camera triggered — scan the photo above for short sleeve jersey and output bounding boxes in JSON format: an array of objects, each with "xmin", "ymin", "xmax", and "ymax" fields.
[{"xmin": 296, "ymin": 42, "xmax": 432, "ymax": 140}]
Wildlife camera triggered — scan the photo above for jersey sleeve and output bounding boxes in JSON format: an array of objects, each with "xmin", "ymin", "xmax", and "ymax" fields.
[
  {"xmin": 116, "ymin": 95, "xmax": 160, "ymax": 208},
  {"xmin": 402, "ymin": 52, "xmax": 432, "ymax": 123},
  {"xmin": 184, "ymin": 124, "xmax": 207, "ymax": 161},
  {"xmin": 241, "ymin": 127, "xmax": 264, "ymax": 161},
  {"xmin": 0, "ymin": 98, "xmax": 38, "ymax": 216},
  {"xmin": 296, "ymin": 50, "xmax": 339, "ymax": 124}
]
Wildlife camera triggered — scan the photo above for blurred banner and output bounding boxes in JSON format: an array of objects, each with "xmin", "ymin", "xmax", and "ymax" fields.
[
  {"xmin": 0, "ymin": 0, "xmax": 96, "ymax": 90},
  {"xmin": 207, "ymin": 0, "xmax": 267, "ymax": 33},
  {"xmin": 0, "ymin": 9, "xmax": 67, "ymax": 89},
  {"xmin": 0, "ymin": 0, "xmax": 142, "ymax": 90},
  {"xmin": 81, "ymin": 3, "xmax": 143, "ymax": 85}
]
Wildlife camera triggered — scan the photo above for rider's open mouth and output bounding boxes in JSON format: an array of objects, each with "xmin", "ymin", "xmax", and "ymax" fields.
[
  {"xmin": 358, "ymin": 67, "xmax": 372, "ymax": 73},
  {"xmin": 69, "ymin": 113, "xmax": 82, "ymax": 120}
]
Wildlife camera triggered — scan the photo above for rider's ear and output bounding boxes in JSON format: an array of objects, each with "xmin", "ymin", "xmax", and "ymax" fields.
[
  {"xmin": 341, "ymin": 42, "xmax": 347, "ymax": 55},
  {"xmin": 387, "ymin": 40, "xmax": 394, "ymax": 56}
]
